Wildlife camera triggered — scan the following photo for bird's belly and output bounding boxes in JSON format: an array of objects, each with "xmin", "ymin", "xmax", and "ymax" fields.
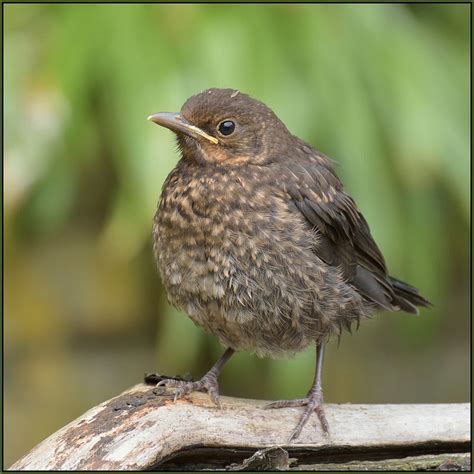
[
  {"xmin": 158, "ymin": 251, "xmax": 315, "ymax": 356},
  {"xmin": 154, "ymin": 214, "xmax": 313, "ymax": 355},
  {"xmin": 155, "ymin": 225, "xmax": 366, "ymax": 357}
]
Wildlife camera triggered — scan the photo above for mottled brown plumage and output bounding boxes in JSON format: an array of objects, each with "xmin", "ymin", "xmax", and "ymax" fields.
[{"xmin": 148, "ymin": 88, "xmax": 430, "ymax": 440}]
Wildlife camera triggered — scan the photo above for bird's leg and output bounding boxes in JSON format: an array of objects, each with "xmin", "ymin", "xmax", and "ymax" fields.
[
  {"xmin": 264, "ymin": 341, "xmax": 329, "ymax": 441},
  {"xmin": 155, "ymin": 347, "xmax": 234, "ymax": 408}
]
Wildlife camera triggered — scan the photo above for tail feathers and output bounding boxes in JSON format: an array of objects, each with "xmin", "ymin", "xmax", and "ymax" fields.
[{"xmin": 390, "ymin": 276, "xmax": 432, "ymax": 315}]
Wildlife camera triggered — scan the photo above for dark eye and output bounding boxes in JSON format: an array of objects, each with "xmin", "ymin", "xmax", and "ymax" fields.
[{"xmin": 218, "ymin": 120, "xmax": 235, "ymax": 136}]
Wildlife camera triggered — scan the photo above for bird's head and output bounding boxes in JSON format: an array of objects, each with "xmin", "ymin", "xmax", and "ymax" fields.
[{"xmin": 148, "ymin": 88, "xmax": 290, "ymax": 166}]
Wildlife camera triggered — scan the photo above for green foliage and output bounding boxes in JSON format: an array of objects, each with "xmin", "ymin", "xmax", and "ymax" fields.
[{"xmin": 4, "ymin": 4, "xmax": 470, "ymax": 467}]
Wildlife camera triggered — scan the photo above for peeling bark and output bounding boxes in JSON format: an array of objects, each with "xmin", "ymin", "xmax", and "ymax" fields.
[{"xmin": 9, "ymin": 384, "xmax": 471, "ymax": 471}]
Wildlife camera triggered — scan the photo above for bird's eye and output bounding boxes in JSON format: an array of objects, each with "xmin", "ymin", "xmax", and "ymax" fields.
[{"xmin": 218, "ymin": 120, "xmax": 235, "ymax": 136}]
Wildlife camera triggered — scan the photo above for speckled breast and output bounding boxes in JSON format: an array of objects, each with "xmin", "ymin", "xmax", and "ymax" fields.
[{"xmin": 153, "ymin": 161, "xmax": 362, "ymax": 357}]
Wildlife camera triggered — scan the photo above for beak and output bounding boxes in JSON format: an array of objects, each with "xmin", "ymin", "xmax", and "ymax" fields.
[{"xmin": 147, "ymin": 112, "xmax": 218, "ymax": 144}]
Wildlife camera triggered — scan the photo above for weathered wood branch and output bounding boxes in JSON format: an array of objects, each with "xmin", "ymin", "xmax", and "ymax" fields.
[{"xmin": 10, "ymin": 384, "xmax": 471, "ymax": 471}]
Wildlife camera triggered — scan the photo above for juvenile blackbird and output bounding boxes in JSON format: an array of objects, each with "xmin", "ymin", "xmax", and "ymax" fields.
[{"xmin": 148, "ymin": 88, "xmax": 430, "ymax": 441}]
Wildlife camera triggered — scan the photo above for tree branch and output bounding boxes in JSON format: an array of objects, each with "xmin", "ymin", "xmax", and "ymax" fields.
[{"xmin": 10, "ymin": 384, "xmax": 471, "ymax": 471}]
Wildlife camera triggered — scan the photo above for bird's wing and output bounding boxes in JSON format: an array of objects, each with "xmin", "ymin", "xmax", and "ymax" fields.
[{"xmin": 283, "ymin": 149, "xmax": 396, "ymax": 310}]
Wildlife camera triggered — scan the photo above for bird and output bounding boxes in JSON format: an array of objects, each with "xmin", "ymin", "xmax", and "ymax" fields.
[{"xmin": 147, "ymin": 88, "xmax": 431, "ymax": 441}]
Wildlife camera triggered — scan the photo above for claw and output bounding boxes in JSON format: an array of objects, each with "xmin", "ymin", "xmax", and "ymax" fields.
[
  {"xmin": 288, "ymin": 426, "xmax": 301, "ymax": 443},
  {"xmin": 208, "ymin": 387, "xmax": 222, "ymax": 408}
]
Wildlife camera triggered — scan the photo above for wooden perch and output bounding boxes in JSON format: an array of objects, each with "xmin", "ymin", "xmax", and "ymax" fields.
[{"xmin": 10, "ymin": 383, "xmax": 471, "ymax": 471}]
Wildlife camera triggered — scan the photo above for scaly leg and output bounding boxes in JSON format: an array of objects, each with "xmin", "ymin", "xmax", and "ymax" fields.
[
  {"xmin": 265, "ymin": 341, "xmax": 329, "ymax": 441},
  {"xmin": 156, "ymin": 347, "xmax": 234, "ymax": 408}
]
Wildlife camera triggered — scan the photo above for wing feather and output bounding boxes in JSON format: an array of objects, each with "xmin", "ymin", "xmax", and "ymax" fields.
[{"xmin": 284, "ymin": 147, "xmax": 396, "ymax": 310}]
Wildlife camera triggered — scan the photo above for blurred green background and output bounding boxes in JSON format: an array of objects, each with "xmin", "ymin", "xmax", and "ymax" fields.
[{"xmin": 4, "ymin": 3, "xmax": 470, "ymax": 467}]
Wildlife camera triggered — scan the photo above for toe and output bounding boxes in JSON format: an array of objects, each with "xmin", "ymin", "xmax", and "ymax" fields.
[
  {"xmin": 315, "ymin": 405, "xmax": 330, "ymax": 434},
  {"xmin": 173, "ymin": 387, "xmax": 184, "ymax": 402},
  {"xmin": 288, "ymin": 424, "xmax": 303, "ymax": 443},
  {"xmin": 156, "ymin": 379, "xmax": 181, "ymax": 388},
  {"xmin": 173, "ymin": 382, "xmax": 195, "ymax": 401},
  {"xmin": 208, "ymin": 388, "xmax": 221, "ymax": 408},
  {"xmin": 200, "ymin": 375, "xmax": 221, "ymax": 407},
  {"xmin": 264, "ymin": 398, "xmax": 308, "ymax": 410}
]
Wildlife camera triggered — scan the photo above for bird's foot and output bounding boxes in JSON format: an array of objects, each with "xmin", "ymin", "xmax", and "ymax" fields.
[
  {"xmin": 155, "ymin": 371, "xmax": 222, "ymax": 407},
  {"xmin": 264, "ymin": 391, "xmax": 329, "ymax": 441}
]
